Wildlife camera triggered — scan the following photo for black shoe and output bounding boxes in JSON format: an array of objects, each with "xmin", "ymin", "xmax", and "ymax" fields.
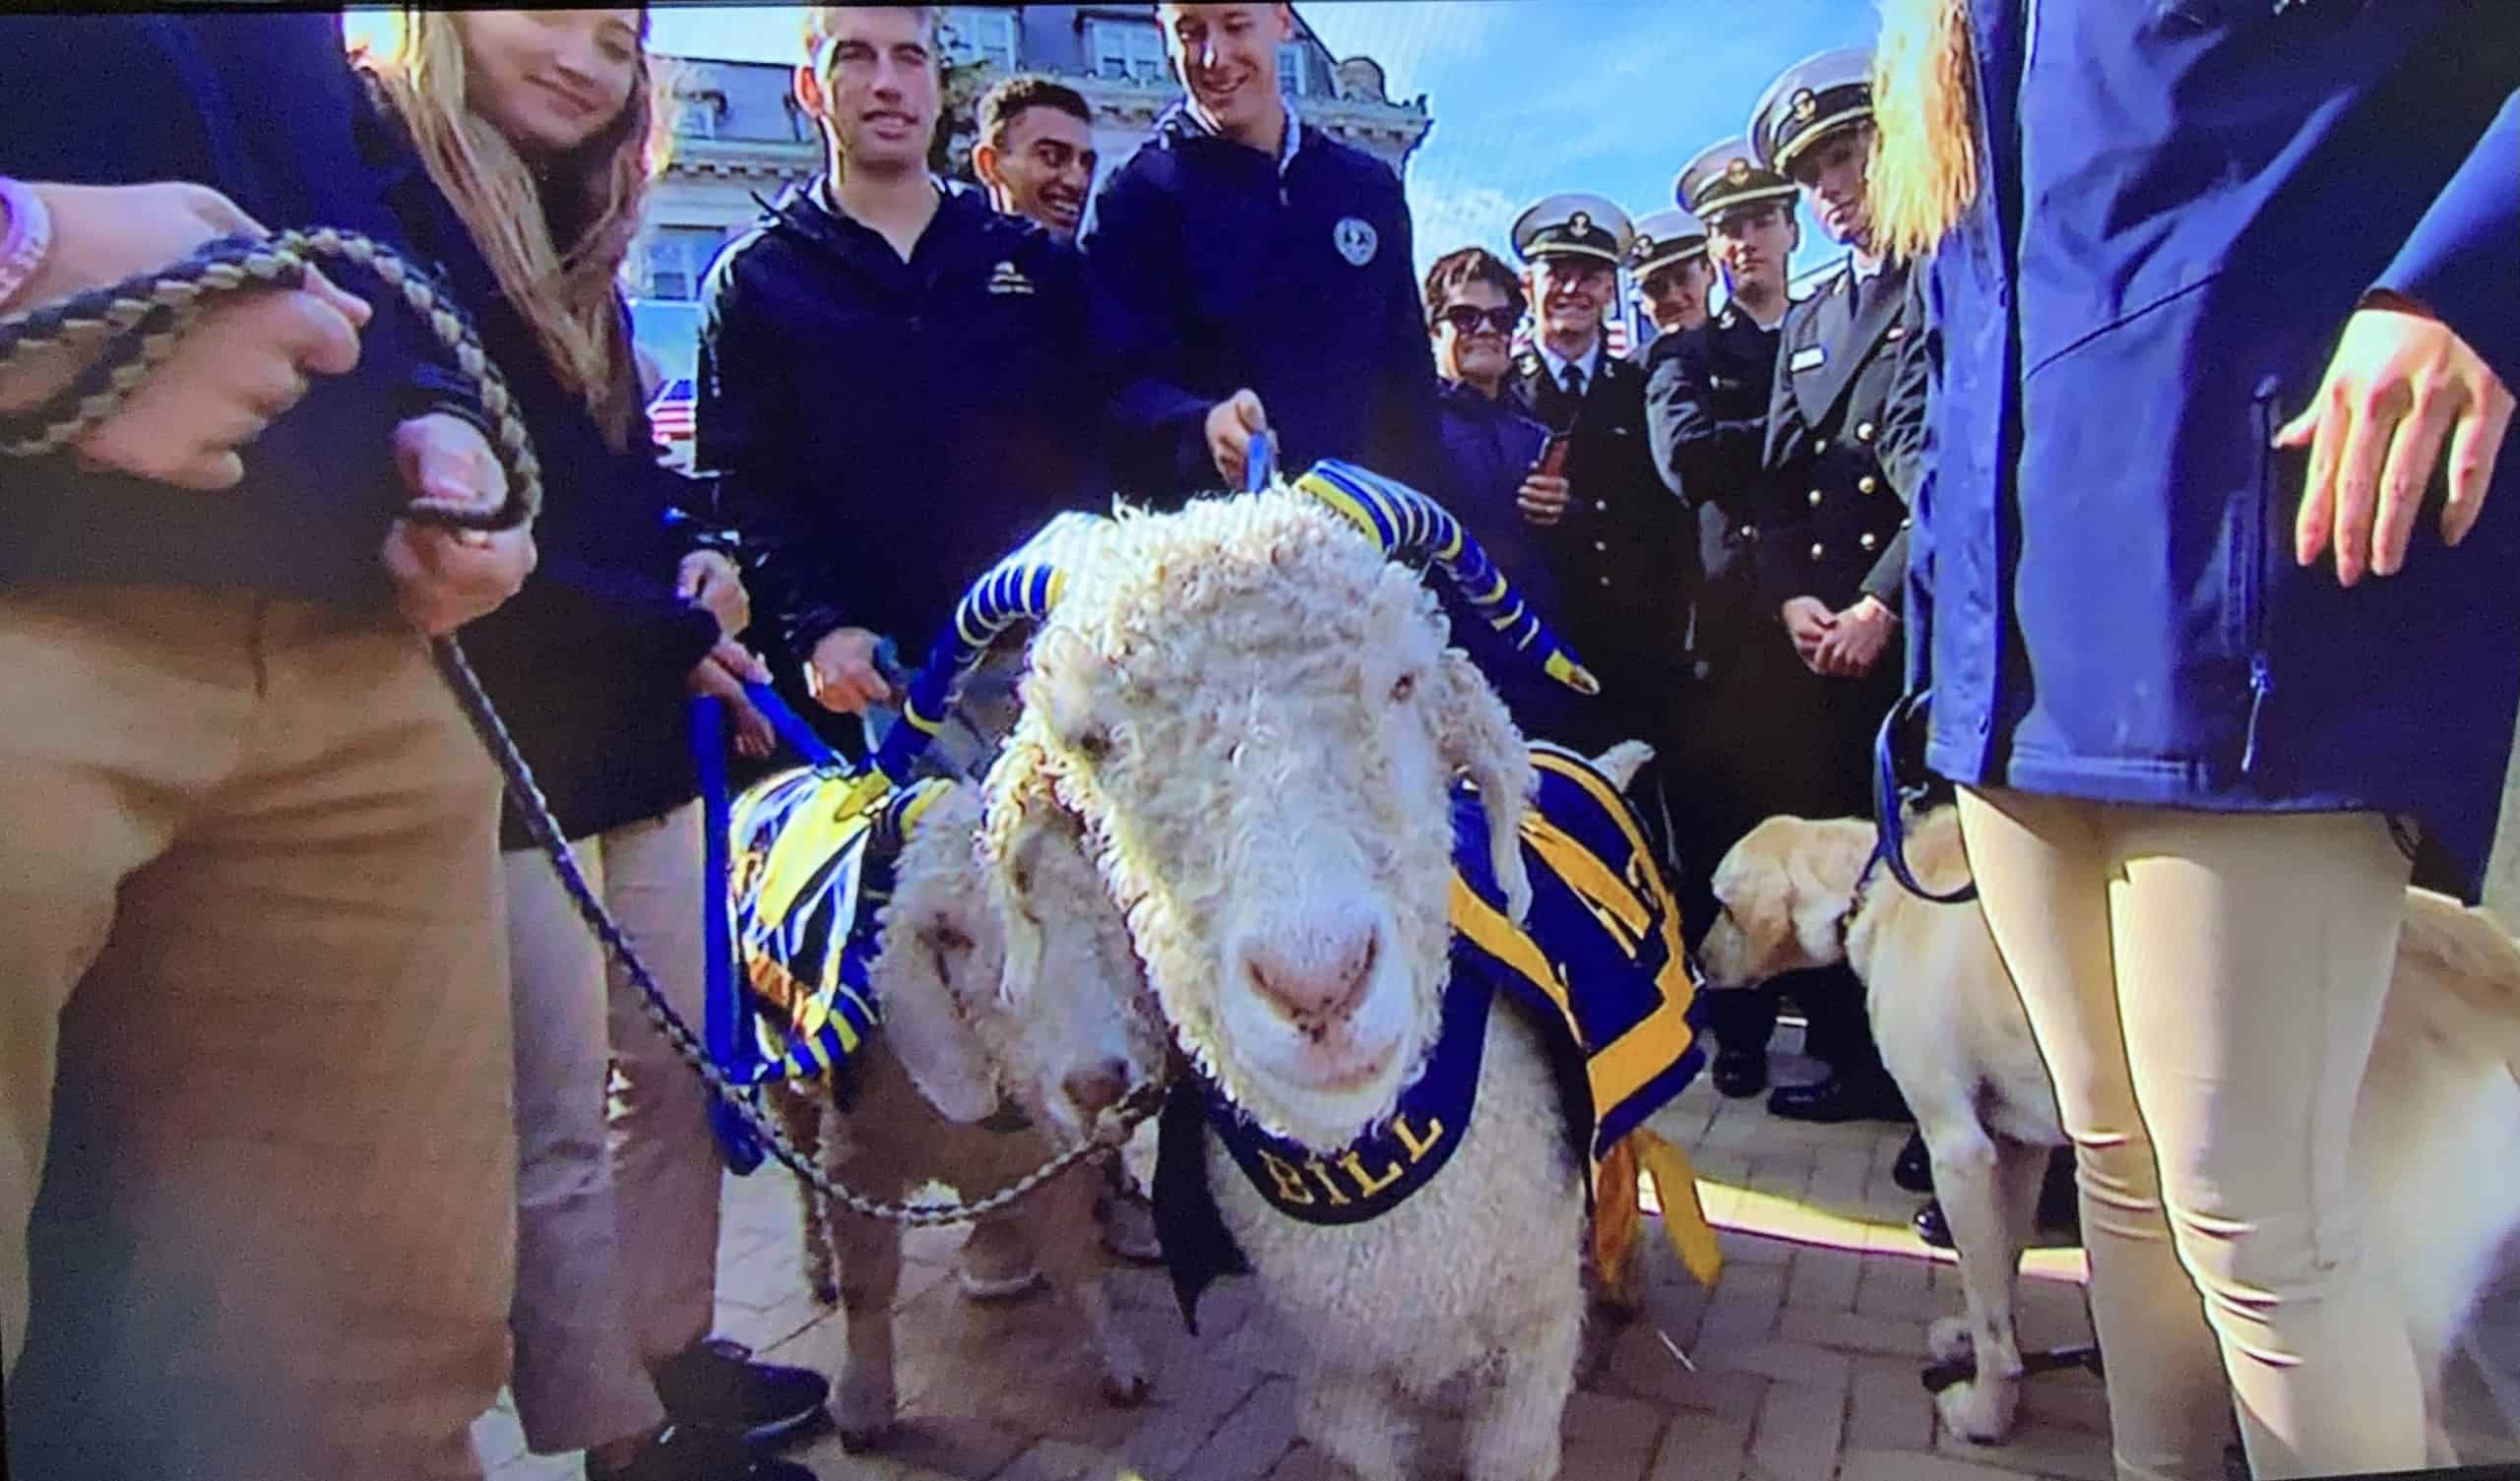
[
  {"xmin": 1768, "ymin": 1073, "xmax": 1911, "ymax": 1125},
  {"xmin": 1711, "ymin": 1047, "xmax": 1769, "ymax": 1099},
  {"xmin": 1892, "ymin": 1129, "xmax": 1933, "ymax": 1195},
  {"xmin": 584, "ymin": 1425, "xmax": 817, "ymax": 1481},
  {"xmin": 1913, "ymin": 1199, "xmax": 1953, "ymax": 1250},
  {"xmin": 650, "ymin": 1338, "xmax": 830, "ymax": 1448}
]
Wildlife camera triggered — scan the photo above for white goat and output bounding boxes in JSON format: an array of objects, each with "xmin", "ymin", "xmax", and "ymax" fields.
[
  {"xmin": 893, "ymin": 490, "xmax": 1699, "ymax": 1481},
  {"xmin": 754, "ymin": 778, "xmax": 1166, "ymax": 1451}
]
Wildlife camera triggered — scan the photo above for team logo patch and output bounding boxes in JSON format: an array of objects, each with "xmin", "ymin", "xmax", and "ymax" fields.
[{"xmin": 1333, "ymin": 216, "xmax": 1379, "ymax": 267}]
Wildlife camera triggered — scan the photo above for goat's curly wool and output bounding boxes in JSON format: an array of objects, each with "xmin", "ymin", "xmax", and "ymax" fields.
[
  {"xmin": 980, "ymin": 491, "xmax": 1600, "ymax": 1481},
  {"xmin": 761, "ymin": 779, "xmax": 1160, "ymax": 1452}
]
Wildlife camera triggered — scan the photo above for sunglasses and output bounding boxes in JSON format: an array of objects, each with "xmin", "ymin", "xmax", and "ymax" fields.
[{"xmin": 1433, "ymin": 304, "xmax": 1520, "ymax": 336}]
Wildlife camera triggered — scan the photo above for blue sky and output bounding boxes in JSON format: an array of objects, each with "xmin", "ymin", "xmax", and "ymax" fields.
[{"xmin": 632, "ymin": 0, "xmax": 1885, "ymax": 281}]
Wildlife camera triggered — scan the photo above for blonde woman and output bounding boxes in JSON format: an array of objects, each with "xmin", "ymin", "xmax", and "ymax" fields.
[
  {"xmin": 361, "ymin": 11, "xmax": 820, "ymax": 1480},
  {"xmin": 1870, "ymin": 4, "xmax": 2517, "ymax": 1478}
]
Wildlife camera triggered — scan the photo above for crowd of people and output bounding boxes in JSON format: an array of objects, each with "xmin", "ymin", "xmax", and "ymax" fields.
[{"xmin": 0, "ymin": 4, "xmax": 2513, "ymax": 1481}]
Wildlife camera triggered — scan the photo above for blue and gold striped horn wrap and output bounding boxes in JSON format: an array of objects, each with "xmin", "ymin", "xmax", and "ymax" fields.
[
  {"xmin": 867, "ymin": 515, "xmax": 1090, "ymax": 785},
  {"xmin": 1292, "ymin": 460, "xmax": 1601, "ymax": 696}
]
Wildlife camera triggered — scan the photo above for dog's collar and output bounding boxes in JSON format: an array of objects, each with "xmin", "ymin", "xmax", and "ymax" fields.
[{"xmin": 1838, "ymin": 841, "xmax": 1889, "ymax": 944}]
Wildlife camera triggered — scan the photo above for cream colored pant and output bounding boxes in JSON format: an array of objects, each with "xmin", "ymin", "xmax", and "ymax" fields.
[
  {"xmin": 0, "ymin": 586, "xmax": 514, "ymax": 1481},
  {"xmin": 1955, "ymin": 787, "xmax": 2422, "ymax": 1481},
  {"xmin": 501, "ymin": 800, "xmax": 722, "ymax": 1453}
]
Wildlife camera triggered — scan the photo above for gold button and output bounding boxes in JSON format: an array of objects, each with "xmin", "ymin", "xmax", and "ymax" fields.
[
  {"xmin": 1860, "ymin": 531, "xmax": 1878, "ymax": 552},
  {"xmin": 1741, "ymin": 525, "xmax": 1759, "ymax": 541},
  {"xmin": 1594, "ymin": 500, "xmax": 1606, "ymax": 511},
  {"xmin": 1858, "ymin": 475, "xmax": 1879, "ymax": 494},
  {"xmin": 1857, "ymin": 421, "xmax": 1875, "ymax": 443},
  {"xmin": 1807, "ymin": 489, "xmax": 1823, "ymax": 508},
  {"xmin": 1593, "ymin": 540, "xmax": 1607, "ymax": 552},
  {"xmin": 1808, "ymin": 542, "xmax": 1825, "ymax": 562},
  {"xmin": 1813, "ymin": 437, "xmax": 1829, "ymax": 455}
]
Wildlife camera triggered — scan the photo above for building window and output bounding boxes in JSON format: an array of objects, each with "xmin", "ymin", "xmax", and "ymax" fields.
[
  {"xmin": 1278, "ymin": 42, "xmax": 1307, "ymax": 97},
  {"xmin": 639, "ymin": 226, "xmax": 723, "ymax": 302},
  {"xmin": 1088, "ymin": 19, "xmax": 1168, "ymax": 85},
  {"xmin": 671, "ymin": 93, "xmax": 721, "ymax": 140},
  {"xmin": 940, "ymin": 7, "xmax": 1018, "ymax": 72}
]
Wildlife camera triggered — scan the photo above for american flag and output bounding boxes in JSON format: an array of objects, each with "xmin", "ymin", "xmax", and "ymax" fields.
[{"xmin": 649, "ymin": 375, "xmax": 695, "ymax": 446}]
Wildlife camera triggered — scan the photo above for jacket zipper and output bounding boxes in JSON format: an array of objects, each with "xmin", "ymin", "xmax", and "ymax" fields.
[{"xmin": 2238, "ymin": 378, "xmax": 2280, "ymax": 775}]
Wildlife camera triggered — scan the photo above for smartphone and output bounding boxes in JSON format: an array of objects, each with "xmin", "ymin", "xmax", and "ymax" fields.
[{"xmin": 1535, "ymin": 432, "xmax": 1570, "ymax": 479}]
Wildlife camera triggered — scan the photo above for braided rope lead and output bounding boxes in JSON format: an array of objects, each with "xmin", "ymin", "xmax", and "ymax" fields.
[{"xmin": 0, "ymin": 228, "xmax": 1158, "ymax": 1227}]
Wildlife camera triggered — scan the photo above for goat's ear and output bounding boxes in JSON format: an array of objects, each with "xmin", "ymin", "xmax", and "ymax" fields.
[
  {"xmin": 873, "ymin": 874, "xmax": 1004, "ymax": 1124},
  {"xmin": 1433, "ymin": 648, "xmax": 1538, "ymax": 923}
]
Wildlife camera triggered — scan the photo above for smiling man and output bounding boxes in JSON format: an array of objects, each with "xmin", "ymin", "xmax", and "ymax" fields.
[
  {"xmin": 972, "ymin": 75, "xmax": 1098, "ymax": 242},
  {"xmin": 696, "ymin": 3, "xmax": 1111, "ymax": 1298},
  {"xmin": 1080, "ymin": 0, "xmax": 1440, "ymax": 501}
]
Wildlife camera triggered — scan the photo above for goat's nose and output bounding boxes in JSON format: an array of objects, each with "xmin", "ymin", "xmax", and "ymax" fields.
[
  {"xmin": 1061, "ymin": 1059, "xmax": 1131, "ymax": 1117},
  {"xmin": 1243, "ymin": 928, "xmax": 1378, "ymax": 1025}
]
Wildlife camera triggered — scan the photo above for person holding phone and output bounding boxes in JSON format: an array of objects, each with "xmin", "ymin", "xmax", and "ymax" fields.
[
  {"xmin": 1422, "ymin": 246, "xmax": 1584, "ymax": 740},
  {"xmin": 1504, "ymin": 195, "xmax": 1692, "ymax": 791}
]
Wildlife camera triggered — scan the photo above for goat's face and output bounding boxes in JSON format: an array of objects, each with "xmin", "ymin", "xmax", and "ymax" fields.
[
  {"xmin": 988, "ymin": 496, "xmax": 1536, "ymax": 1152},
  {"xmin": 1696, "ymin": 817, "xmax": 1866, "ymax": 989},
  {"xmin": 874, "ymin": 782, "xmax": 1158, "ymax": 1142}
]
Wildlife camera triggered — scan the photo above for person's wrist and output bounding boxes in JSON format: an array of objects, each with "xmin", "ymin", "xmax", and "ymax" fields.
[{"xmin": 0, "ymin": 177, "xmax": 57, "ymax": 312}]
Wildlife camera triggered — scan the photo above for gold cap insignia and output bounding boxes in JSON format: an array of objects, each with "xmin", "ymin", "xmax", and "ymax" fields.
[
  {"xmin": 1568, "ymin": 211, "xmax": 1592, "ymax": 236},
  {"xmin": 1793, "ymin": 88, "xmax": 1818, "ymax": 122},
  {"xmin": 1633, "ymin": 234, "xmax": 1655, "ymax": 257},
  {"xmin": 1726, "ymin": 157, "xmax": 1750, "ymax": 185}
]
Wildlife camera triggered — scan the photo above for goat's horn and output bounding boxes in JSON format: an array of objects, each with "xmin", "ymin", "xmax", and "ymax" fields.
[
  {"xmin": 1292, "ymin": 460, "xmax": 1601, "ymax": 696},
  {"xmin": 868, "ymin": 516, "xmax": 1086, "ymax": 784}
]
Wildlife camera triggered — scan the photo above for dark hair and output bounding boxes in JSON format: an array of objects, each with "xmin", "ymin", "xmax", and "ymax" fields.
[
  {"xmin": 977, "ymin": 74, "xmax": 1094, "ymax": 151},
  {"xmin": 1422, "ymin": 246, "xmax": 1528, "ymax": 322}
]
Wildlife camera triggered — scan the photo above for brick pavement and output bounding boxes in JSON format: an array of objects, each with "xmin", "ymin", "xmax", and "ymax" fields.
[{"xmin": 476, "ymin": 1049, "xmax": 2520, "ymax": 1481}]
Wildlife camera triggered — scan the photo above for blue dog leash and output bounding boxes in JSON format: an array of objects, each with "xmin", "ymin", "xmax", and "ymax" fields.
[{"xmin": 1868, "ymin": 689, "xmax": 1978, "ymax": 905}]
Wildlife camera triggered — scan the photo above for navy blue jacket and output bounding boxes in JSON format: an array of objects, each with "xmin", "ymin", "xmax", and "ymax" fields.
[
  {"xmin": 0, "ymin": 14, "xmax": 475, "ymax": 609},
  {"xmin": 1432, "ymin": 378, "xmax": 1577, "ymax": 737},
  {"xmin": 1081, "ymin": 103, "xmax": 1442, "ymax": 500},
  {"xmin": 1908, "ymin": 0, "xmax": 2520, "ymax": 896},
  {"xmin": 698, "ymin": 181, "xmax": 1103, "ymax": 667},
  {"xmin": 363, "ymin": 90, "xmax": 723, "ymax": 850}
]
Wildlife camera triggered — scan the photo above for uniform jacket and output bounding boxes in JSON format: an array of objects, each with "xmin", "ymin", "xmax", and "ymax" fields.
[
  {"xmin": 1908, "ymin": 0, "xmax": 2520, "ymax": 896},
  {"xmin": 697, "ymin": 180, "xmax": 1103, "ymax": 667},
  {"xmin": 1080, "ymin": 103, "xmax": 1442, "ymax": 501},
  {"xmin": 1643, "ymin": 306, "xmax": 1785, "ymax": 675},
  {"xmin": 1759, "ymin": 259, "xmax": 1926, "ymax": 616},
  {"xmin": 364, "ymin": 92, "xmax": 724, "ymax": 850},
  {"xmin": 1511, "ymin": 342, "xmax": 1689, "ymax": 718},
  {"xmin": 0, "ymin": 13, "xmax": 475, "ymax": 609},
  {"xmin": 1431, "ymin": 379, "xmax": 1580, "ymax": 737}
]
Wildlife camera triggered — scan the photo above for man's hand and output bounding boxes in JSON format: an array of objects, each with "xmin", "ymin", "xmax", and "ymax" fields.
[
  {"xmin": 690, "ymin": 639, "xmax": 776, "ymax": 759},
  {"xmin": 2281, "ymin": 293, "xmax": 2514, "ymax": 586},
  {"xmin": 1781, "ymin": 595, "xmax": 1837, "ymax": 664},
  {"xmin": 1204, "ymin": 389, "xmax": 1268, "ymax": 487},
  {"xmin": 1516, "ymin": 471, "xmax": 1571, "ymax": 527},
  {"xmin": 678, "ymin": 549, "xmax": 749, "ymax": 639},
  {"xmin": 0, "ymin": 182, "xmax": 373, "ymax": 490},
  {"xmin": 806, "ymin": 626, "xmax": 895, "ymax": 715},
  {"xmin": 1811, "ymin": 594, "xmax": 1895, "ymax": 677}
]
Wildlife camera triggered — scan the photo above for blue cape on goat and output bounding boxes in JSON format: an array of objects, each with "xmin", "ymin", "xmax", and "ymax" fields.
[{"xmin": 1152, "ymin": 741, "xmax": 1727, "ymax": 1331}]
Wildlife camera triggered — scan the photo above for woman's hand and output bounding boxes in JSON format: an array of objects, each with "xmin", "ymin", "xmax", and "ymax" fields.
[
  {"xmin": 2281, "ymin": 294, "xmax": 2514, "ymax": 586},
  {"xmin": 677, "ymin": 548, "xmax": 749, "ymax": 639},
  {"xmin": 1516, "ymin": 472, "xmax": 1570, "ymax": 526},
  {"xmin": 1811, "ymin": 595, "xmax": 1895, "ymax": 677},
  {"xmin": 689, "ymin": 639, "xmax": 776, "ymax": 759}
]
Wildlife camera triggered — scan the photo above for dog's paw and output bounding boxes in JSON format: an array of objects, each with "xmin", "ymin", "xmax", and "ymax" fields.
[
  {"xmin": 1926, "ymin": 1317, "xmax": 1976, "ymax": 1366},
  {"xmin": 1936, "ymin": 1376, "xmax": 2018, "ymax": 1447},
  {"xmin": 834, "ymin": 1370, "xmax": 898, "ymax": 1453}
]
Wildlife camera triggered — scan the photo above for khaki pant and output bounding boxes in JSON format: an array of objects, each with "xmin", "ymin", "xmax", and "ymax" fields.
[
  {"xmin": 1, "ymin": 586, "xmax": 514, "ymax": 1481},
  {"xmin": 1955, "ymin": 787, "xmax": 2422, "ymax": 1481},
  {"xmin": 500, "ymin": 801, "xmax": 720, "ymax": 1453}
]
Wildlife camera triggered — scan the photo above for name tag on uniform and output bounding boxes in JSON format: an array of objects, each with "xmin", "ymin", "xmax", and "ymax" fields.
[{"xmin": 1790, "ymin": 344, "xmax": 1828, "ymax": 372}]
